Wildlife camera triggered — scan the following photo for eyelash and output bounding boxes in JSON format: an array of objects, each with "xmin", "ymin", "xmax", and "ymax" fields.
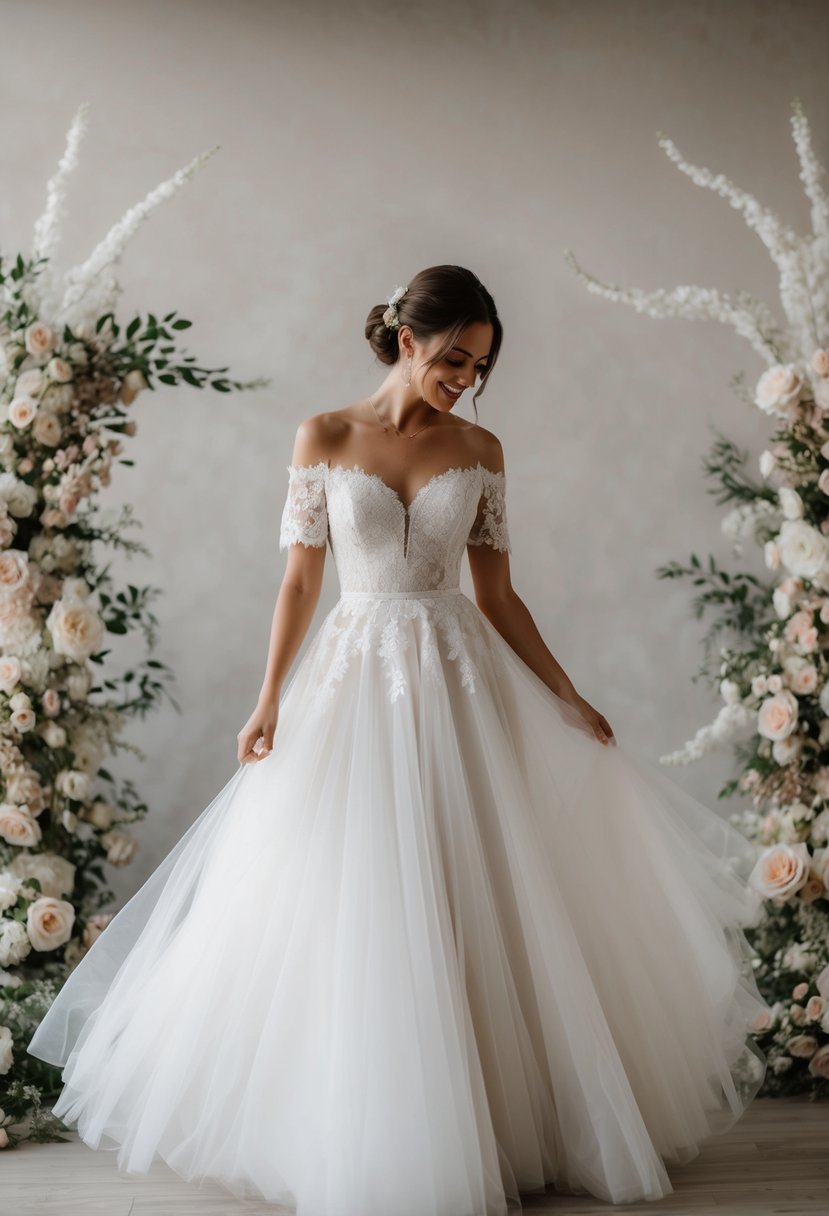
[{"xmin": 448, "ymin": 360, "xmax": 487, "ymax": 376}]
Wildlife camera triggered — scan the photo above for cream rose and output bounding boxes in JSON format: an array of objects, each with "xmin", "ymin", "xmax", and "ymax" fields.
[
  {"xmin": 816, "ymin": 381, "xmax": 829, "ymax": 411},
  {"xmin": 758, "ymin": 689, "xmax": 799, "ymax": 741},
  {"xmin": 102, "ymin": 829, "xmax": 137, "ymax": 866},
  {"xmin": 0, "ymin": 474, "xmax": 37, "ymax": 518},
  {"xmin": 32, "ymin": 411, "xmax": 62, "ymax": 448},
  {"xmin": 749, "ymin": 841, "xmax": 810, "ymax": 901},
  {"xmin": 8, "ymin": 396, "xmax": 37, "ymax": 429},
  {"xmin": 119, "ymin": 369, "xmax": 148, "ymax": 405},
  {"xmin": 0, "ymin": 805, "xmax": 41, "ymax": 847},
  {"xmin": 755, "ymin": 364, "xmax": 804, "ymax": 416},
  {"xmin": 14, "ymin": 368, "xmax": 44, "ymax": 397},
  {"xmin": 24, "ymin": 322, "xmax": 55, "ymax": 356},
  {"xmin": 10, "ymin": 851, "xmax": 75, "ymax": 899},
  {"xmin": 55, "ymin": 768, "xmax": 92, "ymax": 802},
  {"xmin": 812, "ymin": 348, "xmax": 829, "ymax": 378},
  {"xmin": 41, "ymin": 687, "xmax": 60, "ymax": 716},
  {"xmin": 45, "ymin": 356, "xmax": 73, "ymax": 383},
  {"xmin": 0, "ymin": 656, "xmax": 21, "ymax": 694},
  {"xmin": 46, "ymin": 597, "xmax": 104, "ymax": 662},
  {"xmin": 26, "ymin": 895, "xmax": 74, "ymax": 951}
]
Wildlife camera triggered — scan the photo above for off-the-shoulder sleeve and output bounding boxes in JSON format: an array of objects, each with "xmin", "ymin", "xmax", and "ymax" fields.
[
  {"xmin": 278, "ymin": 463, "xmax": 329, "ymax": 550},
  {"xmin": 467, "ymin": 467, "xmax": 511, "ymax": 553}
]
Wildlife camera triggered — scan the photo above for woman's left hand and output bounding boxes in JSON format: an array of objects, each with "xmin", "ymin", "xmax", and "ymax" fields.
[{"xmin": 574, "ymin": 694, "xmax": 616, "ymax": 746}]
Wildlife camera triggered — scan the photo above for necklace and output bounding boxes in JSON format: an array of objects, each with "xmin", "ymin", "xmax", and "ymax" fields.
[{"xmin": 367, "ymin": 392, "xmax": 437, "ymax": 438}]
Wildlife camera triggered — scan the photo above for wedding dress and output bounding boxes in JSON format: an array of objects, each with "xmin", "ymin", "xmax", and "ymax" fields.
[{"xmin": 27, "ymin": 458, "xmax": 769, "ymax": 1214}]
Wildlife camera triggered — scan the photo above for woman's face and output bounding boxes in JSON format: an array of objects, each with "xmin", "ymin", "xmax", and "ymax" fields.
[{"xmin": 403, "ymin": 321, "xmax": 494, "ymax": 412}]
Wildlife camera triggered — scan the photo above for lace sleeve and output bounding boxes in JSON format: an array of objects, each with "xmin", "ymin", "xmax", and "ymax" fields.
[
  {"xmin": 467, "ymin": 467, "xmax": 511, "ymax": 553},
  {"xmin": 278, "ymin": 463, "xmax": 329, "ymax": 550}
]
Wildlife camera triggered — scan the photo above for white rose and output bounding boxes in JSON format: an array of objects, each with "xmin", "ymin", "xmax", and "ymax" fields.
[
  {"xmin": 749, "ymin": 841, "xmax": 810, "ymax": 901},
  {"xmin": 755, "ymin": 364, "xmax": 805, "ymax": 416},
  {"xmin": 778, "ymin": 520, "xmax": 829, "ymax": 582},
  {"xmin": 41, "ymin": 687, "xmax": 60, "ymax": 716},
  {"xmin": 751, "ymin": 674, "xmax": 768, "ymax": 697},
  {"xmin": 758, "ymin": 689, "xmax": 799, "ymax": 741},
  {"xmin": 9, "ymin": 851, "xmax": 75, "ymax": 899},
  {"xmin": 0, "ymin": 919, "xmax": 30, "ymax": 966},
  {"xmin": 45, "ymin": 357, "xmax": 73, "ymax": 383},
  {"xmin": 26, "ymin": 895, "xmax": 74, "ymax": 951},
  {"xmin": 7, "ymin": 397, "xmax": 37, "ymax": 429},
  {"xmin": 55, "ymin": 768, "xmax": 92, "ymax": 802},
  {"xmin": 46, "ymin": 597, "xmax": 104, "ymax": 662},
  {"xmin": 0, "ymin": 1026, "xmax": 12, "ymax": 1075},
  {"xmin": 779, "ymin": 486, "xmax": 805, "ymax": 520},
  {"xmin": 767, "ymin": 673, "xmax": 784, "ymax": 693},
  {"xmin": 759, "ymin": 449, "xmax": 776, "ymax": 478},
  {"xmin": 0, "ymin": 871, "xmax": 22, "ymax": 912},
  {"xmin": 773, "ymin": 585, "xmax": 794, "ymax": 618},
  {"xmin": 24, "ymin": 322, "xmax": 55, "ymax": 357},
  {"xmin": 0, "ymin": 656, "xmax": 21, "ymax": 694},
  {"xmin": 0, "ymin": 805, "xmax": 41, "ymax": 847}
]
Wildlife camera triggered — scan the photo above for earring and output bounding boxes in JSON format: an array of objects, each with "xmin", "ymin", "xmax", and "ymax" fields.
[{"xmin": 403, "ymin": 355, "xmax": 412, "ymax": 387}]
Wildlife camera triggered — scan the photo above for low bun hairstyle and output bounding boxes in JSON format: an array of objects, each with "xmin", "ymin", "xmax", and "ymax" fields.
[{"xmin": 365, "ymin": 264, "xmax": 502, "ymax": 424}]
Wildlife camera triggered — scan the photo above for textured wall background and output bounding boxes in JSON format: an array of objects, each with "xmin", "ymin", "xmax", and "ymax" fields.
[{"xmin": 0, "ymin": 0, "xmax": 827, "ymax": 899}]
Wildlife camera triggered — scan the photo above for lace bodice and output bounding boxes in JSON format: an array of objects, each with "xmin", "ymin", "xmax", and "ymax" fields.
[{"xmin": 278, "ymin": 461, "xmax": 511, "ymax": 592}]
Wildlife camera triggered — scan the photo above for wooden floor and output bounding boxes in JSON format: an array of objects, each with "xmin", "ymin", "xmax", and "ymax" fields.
[{"xmin": 6, "ymin": 1097, "xmax": 828, "ymax": 1216}]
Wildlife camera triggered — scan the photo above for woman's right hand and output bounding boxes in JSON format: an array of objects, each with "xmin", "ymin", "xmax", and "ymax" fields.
[{"xmin": 237, "ymin": 699, "xmax": 279, "ymax": 765}]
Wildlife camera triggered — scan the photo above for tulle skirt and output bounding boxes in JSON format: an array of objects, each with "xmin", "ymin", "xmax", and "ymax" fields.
[{"xmin": 27, "ymin": 587, "xmax": 769, "ymax": 1215}]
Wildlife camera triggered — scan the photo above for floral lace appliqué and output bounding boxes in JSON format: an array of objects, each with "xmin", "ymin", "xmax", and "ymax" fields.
[
  {"xmin": 278, "ymin": 462, "xmax": 328, "ymax": 550},
  {"xmin": 467, "ymin": 468, "xmax": 511, "ymax": 553}
]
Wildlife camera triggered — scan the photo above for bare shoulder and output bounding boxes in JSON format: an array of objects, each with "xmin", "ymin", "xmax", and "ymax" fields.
[
  {"xmin": 289, "ymin": 409, "xmax": 352, "ymax": 467},
  {"xmin": 465, "ymin": 421, "xmax": 505, "ymax": 474}
]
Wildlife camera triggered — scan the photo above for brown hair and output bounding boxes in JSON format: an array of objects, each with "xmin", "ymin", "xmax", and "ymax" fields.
[{"xmin": 365, "ymin": 264, "xmax": 502, "ymax": 424}]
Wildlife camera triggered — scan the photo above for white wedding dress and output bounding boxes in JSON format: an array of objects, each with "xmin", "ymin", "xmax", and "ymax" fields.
[{"xmin": 27, "ymin": 459, "xmax": 769, "ymax": 1214}]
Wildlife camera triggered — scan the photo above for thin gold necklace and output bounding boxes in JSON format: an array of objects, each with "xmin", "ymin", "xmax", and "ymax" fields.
[{"xmin": 367, "ymin": 392, "xmax": 437, "ymax": 438}]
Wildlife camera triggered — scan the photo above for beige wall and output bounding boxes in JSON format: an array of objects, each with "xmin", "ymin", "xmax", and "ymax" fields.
[{"xmin": 0, "ymin": 0, "xmax": 827, "ymax": 895}]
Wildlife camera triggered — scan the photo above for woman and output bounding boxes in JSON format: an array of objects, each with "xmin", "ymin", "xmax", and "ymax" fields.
[{"xmin": 28, "ymin": 264, "xmax": 769, "ymax": 1214}]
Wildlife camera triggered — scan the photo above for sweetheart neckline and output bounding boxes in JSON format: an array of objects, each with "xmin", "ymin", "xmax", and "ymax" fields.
[{"xmin": 287, "ymin": 460, "xmax": 504, "ymax": 515}]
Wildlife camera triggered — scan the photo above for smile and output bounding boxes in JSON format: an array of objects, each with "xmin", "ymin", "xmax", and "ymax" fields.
[{"xmin": 439, "ymin": 383, "xmax": 463, "ymax": 400}]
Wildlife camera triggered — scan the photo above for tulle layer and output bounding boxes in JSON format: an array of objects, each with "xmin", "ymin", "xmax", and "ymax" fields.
[{"xmin": 27, "ymin": 589, "xmax": 769, "ymax": 1214}]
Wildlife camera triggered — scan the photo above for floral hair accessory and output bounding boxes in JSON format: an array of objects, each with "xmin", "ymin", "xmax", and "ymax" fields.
[{"xmin": 382, "ymin": 284, "xmax": 408, "ymax": 329}]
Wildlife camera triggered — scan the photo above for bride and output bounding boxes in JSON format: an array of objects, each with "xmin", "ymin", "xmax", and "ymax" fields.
[{"xmin": 28, "ymin": 263, "xmax": 769, "ymax": 1215}]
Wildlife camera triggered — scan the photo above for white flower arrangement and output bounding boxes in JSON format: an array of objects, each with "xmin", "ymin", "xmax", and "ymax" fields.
[
  {"xmin": 568, "ymin": 97, "xmax": 829, "ymax": 1092},
  {"xmin": 0, "ymin": 103, "xmax": 267, "ymax": 1144}
]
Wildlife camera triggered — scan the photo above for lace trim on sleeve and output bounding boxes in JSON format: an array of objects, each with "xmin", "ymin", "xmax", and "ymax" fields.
[
  {"xmin": 279, "ymin": 462, "xmax": 329, "ymax": 550},
  {"xmin": 467, "ymin": 468, "xmax": 511, "ymax": 553}
]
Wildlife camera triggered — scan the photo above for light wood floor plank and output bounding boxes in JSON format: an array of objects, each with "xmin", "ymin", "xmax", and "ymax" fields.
[{"xmin": 4, "ymin": 1097, "xmax": 828, "ymax": 1215}]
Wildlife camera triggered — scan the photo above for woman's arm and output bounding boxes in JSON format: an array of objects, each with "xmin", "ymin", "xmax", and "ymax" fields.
[
  {"xmin": 237, "ymin": 418, "xmax": 329, "ymax": 764},
  {"xmin": 467, "ymin": 436, "xmax": 614, "ymax": 746}
]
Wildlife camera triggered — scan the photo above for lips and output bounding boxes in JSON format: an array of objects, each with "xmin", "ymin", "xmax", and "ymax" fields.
[{"xmin": 439, "ymin": 383, "xmax": 463, "ymax": 400}]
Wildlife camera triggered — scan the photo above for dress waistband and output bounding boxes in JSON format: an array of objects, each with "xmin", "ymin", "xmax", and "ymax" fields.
[{"xmin": 339, "ymin": 587, "xmax": 464, "ymax": 600}]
